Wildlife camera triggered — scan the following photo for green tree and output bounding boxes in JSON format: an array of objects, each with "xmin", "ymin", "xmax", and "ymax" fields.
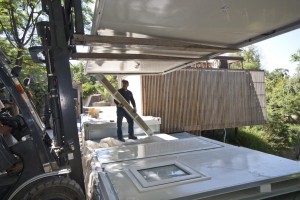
[
  {"xmin": 0, "ymin": 0, "xmax": 95, "ymax": 113},
  {"xmin": 81, "ymin": 0, "xmax": 95, "ymax": 33},
  {"xmin": 261, "ymin": 56, "xmax": 300, "ymax": 154},
  {"xmin": 265, "ymin": 70, "xmax": 290, "ymax": 151},
  {"xmin": 238, "ymin": 66, "xmax": 300, "ymax": 155},
  {"xmin": 230, "ymin": 45, "xmax": 261, "ymax": 70},
  {"xmin": 0, "ymin": 0, "xmax": 48, "ymax": 113},
  {"xmin": 0, "ymin": 35, "xmax": 47, "ymax": 114},
  {"xmin": 229, "ymin": 49, "xmax": 300, "ymax": 156},
  {"xmin": 291, "ymin": 49, "xmax": 300, "ymax": 63},
  {"xmin": 71, "ymin": 62, "xmax": 118, "ymax": 101},
  {"xmin": 0, "ymin": 0, "xmax": 43, "ymax": 65}
]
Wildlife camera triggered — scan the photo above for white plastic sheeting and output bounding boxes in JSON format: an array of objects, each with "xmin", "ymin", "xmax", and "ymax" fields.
[{"xmin": 82, "ymin": 136, "xmax": 168, "ymax": 199}]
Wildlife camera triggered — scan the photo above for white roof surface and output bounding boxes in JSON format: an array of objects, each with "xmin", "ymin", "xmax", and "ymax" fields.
[{"xmin": 86, "ymin": 0, "xmax": 300, "ymax": 74}]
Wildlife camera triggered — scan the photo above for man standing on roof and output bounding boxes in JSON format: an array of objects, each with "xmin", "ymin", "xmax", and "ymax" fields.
[{"xmin": 114, "ymin": 80, "xmax": 137, "ymax": 142}]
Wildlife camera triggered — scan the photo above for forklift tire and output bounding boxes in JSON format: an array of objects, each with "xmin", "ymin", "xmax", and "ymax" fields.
[{"xmin": 22, "ymin": 177, "xmax": 85, "ymax": 200}]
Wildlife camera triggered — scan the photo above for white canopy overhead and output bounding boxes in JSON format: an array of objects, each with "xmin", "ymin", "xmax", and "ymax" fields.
[{"xmin": 85, "ymin": 0, "xmax": 300, "ymax": 74}]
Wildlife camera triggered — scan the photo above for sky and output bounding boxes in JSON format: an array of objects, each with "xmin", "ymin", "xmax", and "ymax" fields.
[{"xmin": 253, "ymin": 28, "xmax": 300, "ymax": 75}]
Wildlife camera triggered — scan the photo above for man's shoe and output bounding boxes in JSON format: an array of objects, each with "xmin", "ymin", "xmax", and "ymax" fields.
[
  {"xmin": 118, "ymin": 138, "xmax": 125, "ymax": 142},
  {"xmin": 128, "ymin": 135, "xmax": 138, "ymax": 140}
]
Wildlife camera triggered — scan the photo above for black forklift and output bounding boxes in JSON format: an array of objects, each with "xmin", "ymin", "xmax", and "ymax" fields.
[{"xmin": 0, "ymin": 0, "xmax": 86, "ymax": 199}]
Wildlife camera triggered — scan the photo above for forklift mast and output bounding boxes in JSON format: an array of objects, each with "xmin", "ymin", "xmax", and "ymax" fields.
[{"xmin": 29, "ymin": 0, "xmax": 85, "ymax": 191}]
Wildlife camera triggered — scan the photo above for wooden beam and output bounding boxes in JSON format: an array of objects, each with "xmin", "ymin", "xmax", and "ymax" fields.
[
  {"xmin": 72, "ymin": 34, "xmax": 240, "ymax": 53},
  {"xmin": 71, "ymin": 53, "xmax": 207, "ymax": 61}
]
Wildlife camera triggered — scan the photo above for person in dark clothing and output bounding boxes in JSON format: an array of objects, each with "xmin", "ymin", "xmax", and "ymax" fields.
[
  {"xmin": 0, "ymin": 122, "xmax": 20, "ymax": 174},
  {"xmin": 114, "ymin": 80, "xmax": 137, "ymax": 142}
]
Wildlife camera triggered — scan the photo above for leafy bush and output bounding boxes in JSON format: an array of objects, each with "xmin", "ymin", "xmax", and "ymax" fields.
[{"xmin": 226, "ymin": 127, "xmax": 275, "ymax": 154}]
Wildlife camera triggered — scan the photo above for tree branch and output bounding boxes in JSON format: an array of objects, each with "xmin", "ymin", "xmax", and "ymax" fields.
[
  {"xmin": 0, "ymin": 20, "xmax": 17, "ymax": 48},
  {"xmin": 24, "ymin": 10, "xmax": 42, "ymax": 45},
  {"xmin": 8, "ymin": 8, "xmax": 18, "ymax": 43},
  {"xmin": 21, "ymin": 3, "xmax": 35, "ymax": 43},
  {"xmin": 24, "ymin": 25, "xmax": 36, "ymax": 46},
  {"xmin": 8, "ymin": 4, "xmax": 22, "ymax": 44}
]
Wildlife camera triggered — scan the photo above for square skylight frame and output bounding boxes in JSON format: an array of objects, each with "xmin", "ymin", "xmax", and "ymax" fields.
[{"xmin": 126, "ymin": 160, "xmax": 210, "ymax": 191}]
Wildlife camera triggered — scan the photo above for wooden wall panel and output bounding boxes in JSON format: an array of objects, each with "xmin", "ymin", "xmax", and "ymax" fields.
[{"xmin": 142, "ymin": 69, "xmax": 266, "ymax": 133}]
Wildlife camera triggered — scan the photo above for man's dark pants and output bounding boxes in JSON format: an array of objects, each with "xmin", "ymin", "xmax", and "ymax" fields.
[{"xmin": 117, "ymin": 107, "xmax": 134, "ymax": 140}]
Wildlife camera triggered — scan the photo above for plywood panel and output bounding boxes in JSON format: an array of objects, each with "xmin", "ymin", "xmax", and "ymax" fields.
[{"xmin": 142, "ymin": 69, "xmax": 266, "ymax": 133}]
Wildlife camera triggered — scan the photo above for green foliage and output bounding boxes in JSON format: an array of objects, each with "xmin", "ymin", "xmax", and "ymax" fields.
[
  {"xmin": 28, "ymin": 78, "xmax": 47, "ymax": 114},
  {"xmin": 241, "ymin": 51, "xmax": 300, "ymax": 155},
  {"xmin": 0, "ymin": 0, "xmax": 46, "ymax": 113},
  {"xmin": 0, "ymin": 0, "xmax": 43, "ymax": 63},
  {"xmin": 81, "ymin": 0, "xmax": 95, "ymax": 33},
  {"xmin": 263, "ymin": 64, "xmax": 300, "ymax": 153},
  {"xmin": 0, "ymin": 37, "xmax": 47, "ymax": 114},
  {"xmin": 72, "ymin": 62, "xmax": 90, "ymax": 84},
  {"xmin": 71, "ymin": 62, "xmax": 118, "ymax": 101},
  {"xmin": 227, "ymin": 127, "xmax": 275, "ymax": 154},
  {"xmin": 230, "ymin": 45, "xmax": 261, "ymax": 70},
  {"xmin": 291, "ymin": 49, "xmax": 300, "ymax": 63},
  {"xmin": 82, "ymin": 83, "xmax": 99, "ymax": 98},
  {"xmin": 0, "ymin": 0, "xmax": 95, "ymax": 113},
  {"xmin": 228, "ymin": 48, "xmax": 300, "ymax": 157}
]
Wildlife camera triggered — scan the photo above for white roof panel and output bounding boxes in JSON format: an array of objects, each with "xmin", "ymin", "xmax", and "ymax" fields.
[
  {"xmin": 86, "ymin": 0, "xmax": 300, "ymax": 74},
  {"xmin": 86, "ymin": 60, "xmax": 187, "ymax": 74}
]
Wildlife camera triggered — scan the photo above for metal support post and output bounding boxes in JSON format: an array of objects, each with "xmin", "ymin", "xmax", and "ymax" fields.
[
  {"xmin": 46, "ymin": 0, "xmax": 85, "ymax": 191},
  {"xmin": 72, "ymin": 0, "xmax": 85, "ymax": 34}
]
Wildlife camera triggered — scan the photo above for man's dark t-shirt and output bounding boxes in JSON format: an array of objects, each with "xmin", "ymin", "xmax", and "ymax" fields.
[{"xmin": 114, "ymin": 88, "xmax": 136, "ymax": 107}]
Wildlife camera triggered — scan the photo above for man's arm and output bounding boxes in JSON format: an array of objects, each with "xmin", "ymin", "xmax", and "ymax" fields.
[{"xmin": 129, "ymin": 91, "xmax": 136, "ymax": 109}]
